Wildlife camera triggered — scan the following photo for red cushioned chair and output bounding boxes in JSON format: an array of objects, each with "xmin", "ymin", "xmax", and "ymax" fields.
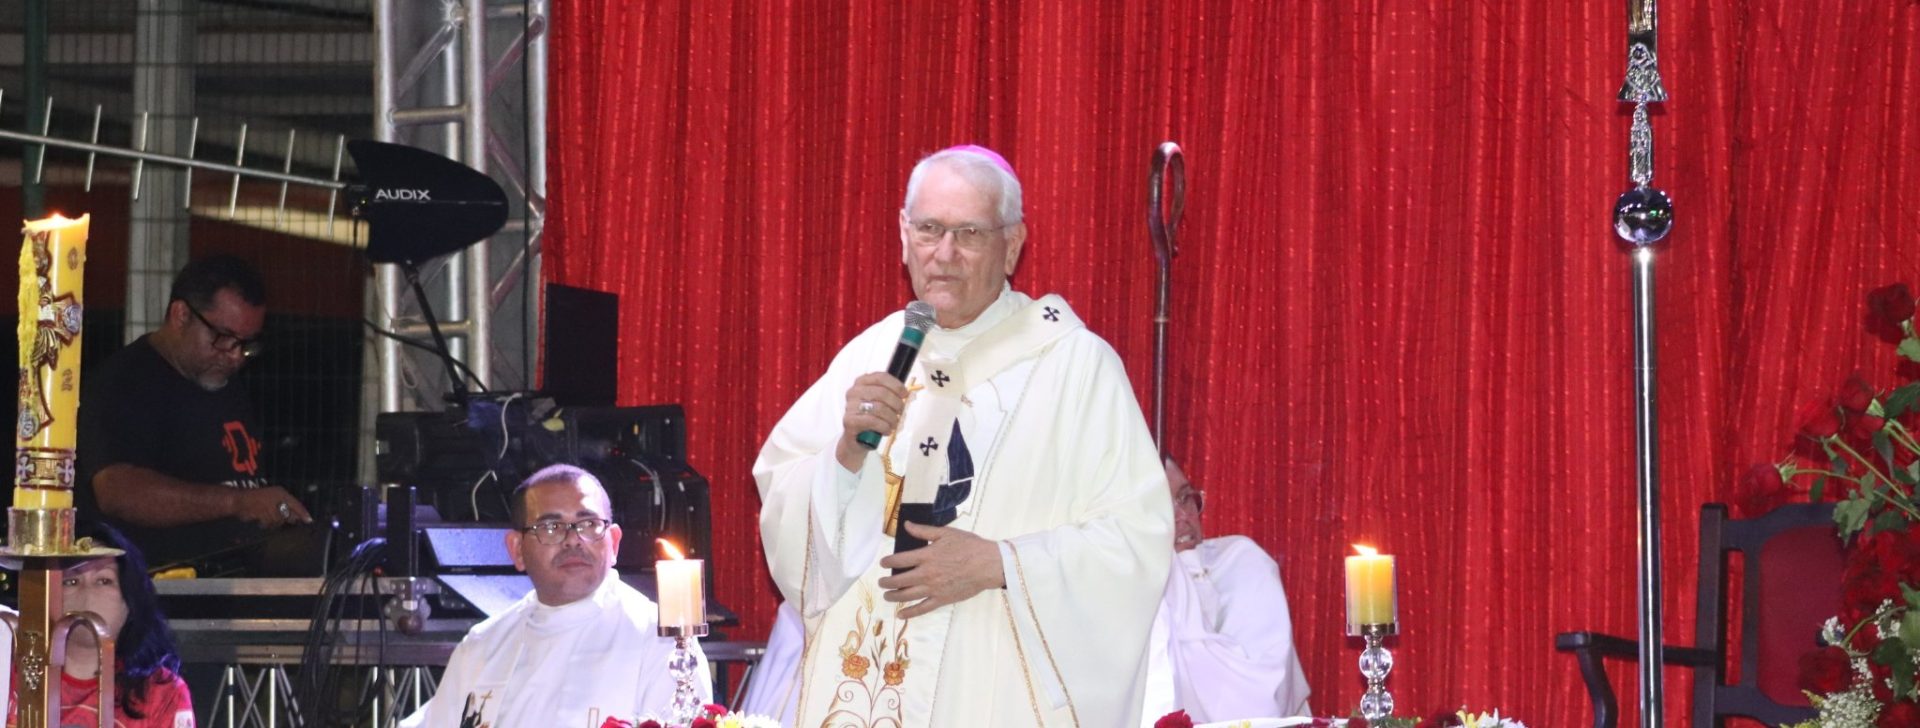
[{"xmin": 1556, "ymin": 502, "xmax": 1842, "ymax": 728}]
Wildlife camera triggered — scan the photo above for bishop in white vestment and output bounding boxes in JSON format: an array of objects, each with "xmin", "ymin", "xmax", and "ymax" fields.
[{"xmin": 756, "ymin": 146, "xmax": 1172, "ymax": 728}]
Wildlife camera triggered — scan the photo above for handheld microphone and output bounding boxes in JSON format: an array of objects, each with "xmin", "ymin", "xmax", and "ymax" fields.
[{"xmin": 857, "ymin": 301, "xmax": 936, "ymax": 449}]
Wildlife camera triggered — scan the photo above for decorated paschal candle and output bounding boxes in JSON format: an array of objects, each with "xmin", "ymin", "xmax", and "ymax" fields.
[{"xmin": 14, "ymin": 214, "xmax": 89, "ymax": 512}]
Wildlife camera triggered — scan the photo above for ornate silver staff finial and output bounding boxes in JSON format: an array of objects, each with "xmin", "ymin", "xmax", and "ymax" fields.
[
  {"xmin": 1619, "ymin": 0, "xmax": 1669, "ymax": 105},
  {"xmin": 1613, "ymin": 2, "xmax": 1673, "ymax": 728}
]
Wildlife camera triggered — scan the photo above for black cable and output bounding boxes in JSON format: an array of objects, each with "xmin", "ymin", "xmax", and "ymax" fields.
[
  {"xmin": 348, "ymin": 221, "xmax": 492, "ymax": 400},
  {"xmin": 361, "ymin": 318, "xmax": 487, "ymax": 390},
  {"xmin": 297, "ymin": 537, "xmax": 386, "ymax": 727}
]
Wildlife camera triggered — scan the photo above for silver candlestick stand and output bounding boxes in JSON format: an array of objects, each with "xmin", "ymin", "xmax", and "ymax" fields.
[
  {"xmin": 1352, "ymin": 622, "xmax": 1398, "ymax": 720},
  {"xmin": 659, "ymin": 623, "xmax": 708, "ymax": 724}
]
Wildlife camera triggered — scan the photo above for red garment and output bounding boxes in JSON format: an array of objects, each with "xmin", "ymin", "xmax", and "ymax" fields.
[{"xmin": 6, "ymin": 668, "xmax": 195, "ymax": 728}]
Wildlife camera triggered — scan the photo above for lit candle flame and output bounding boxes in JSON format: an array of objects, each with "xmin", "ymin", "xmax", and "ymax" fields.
[
  {"xmin": 1353, "ymin": 544, "xmax": 1378, "ymax": 556},
  {"xmin": 657, "ymin": 538, "xmax": 685, "ymax": 560}
]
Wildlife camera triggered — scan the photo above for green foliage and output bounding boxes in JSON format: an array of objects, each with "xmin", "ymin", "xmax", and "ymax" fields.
[
  {"xmin": 1899, "ymin": 337, "xmax": 1920, "ymax": 364},
  {"xmin": 1885, "ymin": 383, "xmax": 1920, "ymax": 418},
  {"xmin": 1835, "ymin": 493, "xmax": 1874, "ymax": 538},
  {"xmin": 1872, "ymin": 636, "xmax": 1915, "ymax": 699}
]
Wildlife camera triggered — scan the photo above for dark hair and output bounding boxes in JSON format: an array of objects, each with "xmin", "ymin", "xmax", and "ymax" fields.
[
  {"xmin": 508, "ymin": 464, "xmax": 605, "ymax": 528},
  {"xmin": 75, "ymin": 521, "xmax": 183, "ymax": 719},
  {"xmin": 169, "ymin": 254, "xmax": 266, "ymax": 310}
]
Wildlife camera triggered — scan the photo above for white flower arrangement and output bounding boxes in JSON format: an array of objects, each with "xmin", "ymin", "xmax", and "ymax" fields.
[{"xmin": 1453, "ymin": 711, "xmax": 1527, "ymax": 728}]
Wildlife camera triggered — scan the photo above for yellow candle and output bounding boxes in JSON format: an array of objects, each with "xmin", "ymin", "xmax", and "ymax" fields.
[
  {"xmin": 655, "ymin": 539, "xmax": 704, "ymax": 629},
  {"xmin": 1346, "ymin": 544, "xmax": 1397, "ymax": 629},
  {"xmin": 14, "ymin": 214, "xmax": 89, "ymax": 511}
]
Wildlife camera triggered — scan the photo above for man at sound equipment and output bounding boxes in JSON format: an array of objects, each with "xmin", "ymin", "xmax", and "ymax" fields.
[
  {"xmin": 755, "ymin": 145, "xmax": 1172, "ymax": 727},
  {"xmin": 75, "ymin": 255, "xmax": 313, "ymax": 570},
  {"xmin": 1138, "ymin": 457, "xmax": 1311, "ymax": 725},
  {"xmin": 401, "ymin": 464, "xmax": 708, "ymax": 727}
]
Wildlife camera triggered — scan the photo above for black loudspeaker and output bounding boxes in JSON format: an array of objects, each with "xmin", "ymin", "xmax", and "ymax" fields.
[
  {"xmin": 591, "ymin": 456, "xmax": 712, "ymax": 573},
  {"xmin": 375, "ymin": 410, "xmax": 508, "ymax": 521},
  {"xmin": 542, "ymin": 284, "xmax": 619, "ymax": 407}
]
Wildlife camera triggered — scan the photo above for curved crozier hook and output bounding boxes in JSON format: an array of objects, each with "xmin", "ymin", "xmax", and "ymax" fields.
[
  {"xmin": 1147, "ymin": 142, "xmax": 1187, "ymax": 266},
  {"xmin": 1147, "ymin": 141, "xmax": 1187, "ymax": 453}
]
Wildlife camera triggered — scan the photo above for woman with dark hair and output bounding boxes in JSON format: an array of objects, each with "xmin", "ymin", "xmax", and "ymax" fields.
[{"xmin": 6, "ymin": 522, "xmax": 194, "ymax": 727}]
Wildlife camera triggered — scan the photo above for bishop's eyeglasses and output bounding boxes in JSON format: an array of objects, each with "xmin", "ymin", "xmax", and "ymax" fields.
[{"xmin": 905, "ymin": 218, "xmax": 1011, "ymax": 250}]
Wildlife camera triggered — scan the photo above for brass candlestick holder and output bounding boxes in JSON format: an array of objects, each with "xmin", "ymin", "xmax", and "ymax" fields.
[
  {"xmin": 1350, "ymin": 622, "xmax": 1398, "ymax": 721},
  {"xmin": 657, "ymin": 622, "xmax": 708, "ymax": 725},
  {"xmin": 4, "ymin": 507, "xmax": 122, "ymax": 728}
]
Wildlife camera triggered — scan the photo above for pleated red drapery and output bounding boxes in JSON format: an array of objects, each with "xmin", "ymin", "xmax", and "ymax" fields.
[{"xmin": 545, "ymin": 1, "xmax": 1920, "ymax": 724}]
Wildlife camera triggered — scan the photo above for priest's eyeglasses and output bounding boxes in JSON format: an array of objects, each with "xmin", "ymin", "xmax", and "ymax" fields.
[
  {"xmin": 1176, "ymin": 488, "xmax": 1206, "ymax": 513},
  {"xmin": 181, "ymin": 300, "xmax": 263, "ymax": 359},
  {"xmin": 520, "ymin": 517, "xmax": 612, "ymax": 545},
  {"xmin": 906, "ymin": 218, "xmax": 1010, "ymax": 249}
]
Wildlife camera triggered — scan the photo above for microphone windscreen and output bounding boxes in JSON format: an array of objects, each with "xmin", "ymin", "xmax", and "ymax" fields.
[{"xmin": 905, "ymin": 301, "xmax": 937, "ymax": 333}]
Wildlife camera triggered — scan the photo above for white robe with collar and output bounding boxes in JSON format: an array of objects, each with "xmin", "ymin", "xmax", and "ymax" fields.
[
  {"xmin": 1140, "ymin": 536, "xmax": 1312, "ymax": 725},
  {"xmin": 400, "ymin": 574, "xmax": 710, "ymax": 728},
  {"xmin": 756, "ymin": 288, "xmax": 1172, "ymax": 728}
]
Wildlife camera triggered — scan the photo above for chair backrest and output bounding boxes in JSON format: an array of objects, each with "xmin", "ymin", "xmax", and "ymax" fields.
[{"xmin": 1691, "ymin": 502, "xmax": 1842, "ymax": 727}]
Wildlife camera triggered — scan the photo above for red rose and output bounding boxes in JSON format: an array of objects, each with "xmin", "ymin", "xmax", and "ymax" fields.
[
  {"xmin": 1869, "ymin": 662, "xmax": 1896, "ymax": 703},
  {"xmin": 1836, "ymin": 375, "xmax": 1876, "ymax": 414},
  {"xmin": 1866, "ymin": 284, "xmax": 1915, "ymax": 341},
  {"xmin": 1842, "ymin": 561, "xmax": 1901, "ymax": 622},
  {"xmin": 1846, "ymin": 412, "xmax": 1888, "ymax": 442},
  {"xmin": 599, "ymin": 719, "xmax": 633, "ymax": 728},
  {"xmin": 1834, "ymin": 376, "xmax": 1887, "ymax": 441},
  {"xmin": 1892, "ymin": 528, "xmax": 1920, "ymax": 583},
  {"xmin": 702, "ymin": 704, "xmax": 729, "ymax": 717},
  {"xmin": 1798, "ymin": 646, "xmax": 1852, "ymax": 694},
  {"xmin": 1736, "ymin": 463, "xmax": 1795, "ymax": 515},
  {"xmin": 1419, "ymin": 711, "xmax": 1464, "ymax": 728},
  {"xmin": 637, "ymin": 721, "xmax": 662, "ymax": 728},
  {"xmin": 1878, "ymin": 700, "xmax": 1920, "ymax": 727},
  {"xmin": 690, "ymin": 717, "xmax": 717, "ymax": 728},
  {"xmin": 1798, "ymin": 396, "xmax": 1842, "ymax": 441},
  {"xmin": 1154, "ymin": 710, "xmax": 1194, "ymax": 728}
]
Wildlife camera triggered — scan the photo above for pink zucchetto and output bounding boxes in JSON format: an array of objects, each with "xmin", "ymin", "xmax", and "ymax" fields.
[{"xmin": 939, "ymin": 144, "xmax": 1017, "ymax": 177}]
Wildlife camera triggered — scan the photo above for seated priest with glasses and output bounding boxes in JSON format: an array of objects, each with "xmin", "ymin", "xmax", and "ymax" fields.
[
  {"xmin": 401, "ymin": 464, "xmax": 709, "ymax": 728},
  {"xmin": 76, "ymin": 255, "xmax": 313, "ymax": 570},
  {"xmin": 1139, "ymin": 457, "xmax": 1311, "ymax": 725}
]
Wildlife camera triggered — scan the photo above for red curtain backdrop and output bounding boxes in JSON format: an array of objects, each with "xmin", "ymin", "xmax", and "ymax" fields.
[{"xmin": 546, "ymin": 1, "xmax": 1920, "ymax": 724}]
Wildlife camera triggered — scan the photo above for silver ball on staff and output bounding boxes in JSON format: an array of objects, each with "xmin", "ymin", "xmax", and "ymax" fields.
[{"xmin": 1613, "ymin": 185, "xmax": 1673, "ymax": 246}]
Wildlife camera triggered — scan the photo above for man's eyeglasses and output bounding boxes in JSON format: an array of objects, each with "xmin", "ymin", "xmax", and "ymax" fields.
[
  {"xmin": 181, "ymin": 301, "xmax": 263, "ymax": 358},
  {"xmin": 905, "ymin": 218, "xmax": 1010, "ymax": 250},
  {"xmin": 518, "ymin": 517, "xmax": 612, "ymax": 545},
  {"xmin": 1175, "ymin": 488, "xmax": 1206, "ymax": 513}
]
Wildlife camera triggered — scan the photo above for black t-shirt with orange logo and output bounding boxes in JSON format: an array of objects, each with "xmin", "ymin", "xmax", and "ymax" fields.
[{"xmin": 77, "ymin": 334, "xmax": 267, "ymax": 569}]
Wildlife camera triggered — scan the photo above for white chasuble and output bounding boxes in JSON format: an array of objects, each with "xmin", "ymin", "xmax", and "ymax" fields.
[{"xmin": 756, "ymin": 288, "xmax": 1172, "ymax": 728}]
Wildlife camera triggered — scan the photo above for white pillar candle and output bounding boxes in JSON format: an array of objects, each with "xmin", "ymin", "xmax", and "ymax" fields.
[
  {"xmin": 655, "ymin": 539, "xmax": 704, "ymax": 629},
  {"xmin": 1345, "ymin": 544, "xmax": 1397, "ymax": 630}
]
